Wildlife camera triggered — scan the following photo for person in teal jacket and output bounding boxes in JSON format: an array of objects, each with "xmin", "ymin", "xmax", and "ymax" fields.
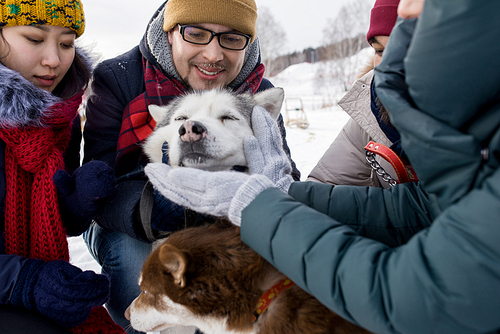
[{"xmin": 144, "ymin": 0, "xmax": 500, "ymax": 333}]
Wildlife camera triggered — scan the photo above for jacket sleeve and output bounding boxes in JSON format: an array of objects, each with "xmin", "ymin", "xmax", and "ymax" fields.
[
  {"xmin": 307, "ymin": 118, "xmax": 379, "ymax": 186},
  {"xmin": 0, "ymin": 255, "xmax": 28, "ymax": 305},
  {"xmin": 64, "ymin": 116, "xmax": 83, "ymax": 174},
  {"xmin": 83, "ymin": 49, "xmax": 149, "ymax": 240},
  {"xmin": 289, "ymin": 181, "xmax": 439, "ymax": 246},
  {"xmin": 240, "ymin": 170, "xmax": 500, "ymax": 333}
]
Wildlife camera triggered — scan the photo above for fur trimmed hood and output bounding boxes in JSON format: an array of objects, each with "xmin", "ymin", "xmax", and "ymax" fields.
[
  {"xmin": 0, "ymin": 46, "xmax": 94, "ymax": 128},
  {"xmin": 355, "ymin": 52, "xmax": 375, "ymax": 81}
]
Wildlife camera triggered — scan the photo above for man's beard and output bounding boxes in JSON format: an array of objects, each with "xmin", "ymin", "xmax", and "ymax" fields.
[
  {"xmin": 182, "ymin": 62, "xmax": 230, "ymax": 91},
  {"xmin": 182, "ymin": 75, "xmax": 226, "ymax": 91}
]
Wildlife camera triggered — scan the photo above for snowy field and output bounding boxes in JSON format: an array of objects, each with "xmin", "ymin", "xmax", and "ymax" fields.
[{"xmin": 67, "ymin": 49, "xmax": 372, "ymax": 329}]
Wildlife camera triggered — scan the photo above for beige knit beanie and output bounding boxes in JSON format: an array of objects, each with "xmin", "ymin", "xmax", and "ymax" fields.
[{"xmin": 163, "ymin": 0, "xmax": 257, "ymax": 43}]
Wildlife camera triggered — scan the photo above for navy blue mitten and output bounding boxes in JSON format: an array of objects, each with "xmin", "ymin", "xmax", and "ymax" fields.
[
  {"xmin": 54, "ymin": 160, "xmax": 116, "ymax": 236},
  {"xmin": 10, "ymin": 259, "xmax": 110, "ymax": 327}
]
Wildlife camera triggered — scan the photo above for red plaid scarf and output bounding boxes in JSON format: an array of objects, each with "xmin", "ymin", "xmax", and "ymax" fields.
[
  {"xmin": 116, "ymin": 59, "xmax": 265, "ymax": 167},
  {"xmin": 0, "ymin": 92, "xmax": 124, "ymax": 334}
]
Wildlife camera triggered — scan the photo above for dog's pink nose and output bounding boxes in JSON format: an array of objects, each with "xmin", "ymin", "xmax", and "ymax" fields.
[{"xmin": 179, "ymin": 120, "xmax": 207, "ymax": 142}]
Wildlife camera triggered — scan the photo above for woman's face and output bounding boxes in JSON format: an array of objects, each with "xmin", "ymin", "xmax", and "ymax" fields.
[
  {"xmin": 370, "ymin": 35, "xmax": 390, "ymax": 67},
  {"xmin": 0, "ymin": 25, "xmax": 76, "ymax": 93}
]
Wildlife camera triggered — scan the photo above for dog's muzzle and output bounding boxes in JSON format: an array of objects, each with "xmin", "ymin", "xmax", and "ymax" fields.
[
  {"xmin": 179, "ymin": 121, "xmax": 207, "ymax": 143},
  {"xmin": 178, "ymin": 120, "xmax": 212, "ymax": 166}
]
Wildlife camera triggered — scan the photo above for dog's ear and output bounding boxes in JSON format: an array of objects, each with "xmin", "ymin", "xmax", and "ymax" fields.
[
  {"xmin": 148, "ymin": 104, "xmax": 168, "ymax": 123},
  {"xmin": 252, "ymin": 87, "xmax": 285, "ymax": 121},
  {"xmin": 158, "ymin": 243, "xmax": 188, "ymax": 288}
]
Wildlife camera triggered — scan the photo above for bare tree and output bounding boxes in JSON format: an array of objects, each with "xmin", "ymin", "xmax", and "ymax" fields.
[
  {"xmin": 319, "ymin": 0, "xmax": 371, "ymax": 91},
  {"xmin": 256, "ymin": 6, "xmax": 287, "ymax": 78}
]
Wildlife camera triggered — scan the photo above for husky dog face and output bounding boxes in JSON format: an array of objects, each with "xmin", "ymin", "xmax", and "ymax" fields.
[{"xmin": 143, "ymin": 88, "xmax": 284, "ymax": 171}]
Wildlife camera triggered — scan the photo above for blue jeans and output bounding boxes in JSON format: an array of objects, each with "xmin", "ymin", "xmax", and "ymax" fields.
[{"xmin": 83, "ymin": 222, "xmax": 152, "ymax": 334}]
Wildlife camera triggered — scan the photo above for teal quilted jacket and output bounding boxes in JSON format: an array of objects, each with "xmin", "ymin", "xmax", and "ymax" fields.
[{"xmin": 240, "ymin": 2, "xmax": 500, "ymax": 333}]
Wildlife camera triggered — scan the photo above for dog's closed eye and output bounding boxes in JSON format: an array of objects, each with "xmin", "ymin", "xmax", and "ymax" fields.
[{"xmin": 219, "ymin": 115, "xmax": 239, "ymax": 123}]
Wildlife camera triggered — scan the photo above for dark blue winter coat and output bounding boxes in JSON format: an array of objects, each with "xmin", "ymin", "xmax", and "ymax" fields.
[{"xmin": 83, "ymin": 0, "xmax": 300, "ymax": 241}]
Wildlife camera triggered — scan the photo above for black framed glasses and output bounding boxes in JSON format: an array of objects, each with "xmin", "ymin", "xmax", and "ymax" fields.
[{"xmin": 178, "ymin": 24, "xmax": 250, "ymax": 51}]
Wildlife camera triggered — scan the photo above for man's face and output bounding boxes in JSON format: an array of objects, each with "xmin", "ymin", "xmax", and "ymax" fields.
[
  {"xmin": 370, "ymin": 35, "xmax": 390, "ymax": 67},
  {"xmin": 168, "ymin": 23, "xmax": 247, "ymax": 91}
]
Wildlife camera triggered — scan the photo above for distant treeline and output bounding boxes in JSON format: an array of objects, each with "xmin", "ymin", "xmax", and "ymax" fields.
[{"xmin": 267, "ymin": 33, "xmax": 369, "ymax": 77}]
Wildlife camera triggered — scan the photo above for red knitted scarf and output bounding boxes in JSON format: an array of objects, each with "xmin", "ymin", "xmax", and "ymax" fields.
[
  {"xmin": 0, "ymin": 93, "xmax": 83, "ymax": 261},
  {"xmin": 0, "ymin": 92, "xmax": 124, "ymax": 334}
]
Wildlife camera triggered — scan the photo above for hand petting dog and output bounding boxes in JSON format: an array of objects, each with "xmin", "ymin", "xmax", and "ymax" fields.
[
  {"xmin": 144, "ymin": 106, "xmax": 294, "ymax": 226},
  {"xmin": 244, "ymin": 105, "xmax": 294, "ymax": 193}
]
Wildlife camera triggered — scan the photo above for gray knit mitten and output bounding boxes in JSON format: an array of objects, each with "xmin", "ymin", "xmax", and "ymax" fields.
[
  {"xmin": 245, "ymin": 106, "xmax": 294, "ymax": 193},
  {"xmin": 144, "ymin": 163, "xmax": 273, "ymax": 226}
]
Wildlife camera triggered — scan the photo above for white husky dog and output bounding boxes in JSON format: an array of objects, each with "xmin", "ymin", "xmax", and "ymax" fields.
[{"xmin": 143, "ymin": 87, "xmax": 284, "ymax": 171}]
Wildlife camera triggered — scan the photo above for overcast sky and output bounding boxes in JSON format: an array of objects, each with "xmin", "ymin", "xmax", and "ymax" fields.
[{"xmin": 78, "ymin": 0, "xmax": 374, "ymax": 60}]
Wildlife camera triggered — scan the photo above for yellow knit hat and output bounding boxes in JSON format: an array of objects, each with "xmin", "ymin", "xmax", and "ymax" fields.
[
  {"xmin": 163, "ymin": 0, "xmax": 257, "ymax": 43},
  {"xmin": 0, "ymin": 0, "xmax": 85, "ymax": 37}
]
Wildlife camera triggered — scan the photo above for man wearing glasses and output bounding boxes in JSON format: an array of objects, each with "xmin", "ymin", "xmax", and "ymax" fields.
[{"xmin": 82, "ymin": 0, "xmax": 300, "ymax": 332}]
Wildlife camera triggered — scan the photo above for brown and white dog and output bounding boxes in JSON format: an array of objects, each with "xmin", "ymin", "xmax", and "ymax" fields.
[{"xmin": 125, "ymin": 222, "xmax": 371, "ymax": 334}]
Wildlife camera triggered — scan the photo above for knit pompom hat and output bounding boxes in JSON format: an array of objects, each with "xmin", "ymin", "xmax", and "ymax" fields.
[
  {"xmin": 0, "ymin": 0, "xmax": 85, "ymax": 37},
  {"xmin": 366, "ymin": 0, "xmax": 399, "ymax": 42},
  {"xmin": 163, "ymin": 0, "xmax": 257, "ymax": 43}
]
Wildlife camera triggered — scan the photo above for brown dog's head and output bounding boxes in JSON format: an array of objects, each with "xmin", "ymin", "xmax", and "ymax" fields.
[
  {"xmin": 125, "ymin": 224, "xmax": 373, "ymax": 334},
  {"xmin": 125, "ymin": 223, "xmax": 274, "ymax": 333}
]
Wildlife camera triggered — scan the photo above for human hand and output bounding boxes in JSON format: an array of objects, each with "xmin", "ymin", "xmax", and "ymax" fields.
[
  {"xmin": 11, "ymin": 259, "xmax": 110, "ymax": 327},
  {"xmin": 54, "ymin": 160, "xmax": 116, "ymax": 235},
  {"xmin": 244, "ymin": 106, "xmax": 294, "ymax": 193},
  {"xmin": 398, "ymin": 0, "xmax": 425, "ymax": 19},
  {"xmin": 145, "ymin": 163, "xmax": 274, "ymax": 226}
]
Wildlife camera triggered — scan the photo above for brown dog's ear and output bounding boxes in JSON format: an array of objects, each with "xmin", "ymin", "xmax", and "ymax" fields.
[
  {"xmin": 252, "ymin": 87, "xmax": 285, "ymax": 121},
  {"xmin": 158, "ymin": 244, "xmax": 188, "ymax": 288}
]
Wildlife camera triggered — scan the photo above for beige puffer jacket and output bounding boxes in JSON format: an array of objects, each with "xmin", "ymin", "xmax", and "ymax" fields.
[{"xmin": 307, "ymin": 70, "xmax": 398, "ymax": 188}]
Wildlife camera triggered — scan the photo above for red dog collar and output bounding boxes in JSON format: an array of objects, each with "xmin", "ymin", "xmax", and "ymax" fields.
[{"xmin": 252, "ymin": 278, "xmax": 295, "ymax": 322}]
